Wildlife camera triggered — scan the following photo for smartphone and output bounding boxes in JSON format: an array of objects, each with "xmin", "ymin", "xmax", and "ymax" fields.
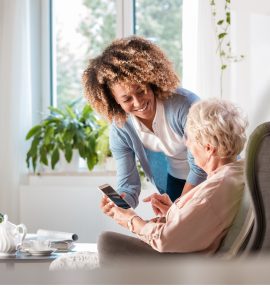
[{"xmin": 98, "ymin": 184, "xmax": 131, "ymax": 209}]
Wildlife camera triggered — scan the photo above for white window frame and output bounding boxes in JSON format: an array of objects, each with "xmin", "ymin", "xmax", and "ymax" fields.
[
  {"xmin": 116, "ymin": 0, "xmax": 134, "ymax": 38},
  {"xmin": 40, "ymin": 0, "xmax": 53, "ymax": 113},
  {"xmin": 41, "ymin": 0, "xmax": 135, "ymax": 109}
]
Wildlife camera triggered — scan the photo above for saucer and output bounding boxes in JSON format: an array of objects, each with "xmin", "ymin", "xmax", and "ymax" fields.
[
  {"xmin": 25, "ymin": 248, "xmax": 56, "ymax": 256},
  {"xmin": 0, "ymin": 252, "xmax": 16, "ymax": 257}
]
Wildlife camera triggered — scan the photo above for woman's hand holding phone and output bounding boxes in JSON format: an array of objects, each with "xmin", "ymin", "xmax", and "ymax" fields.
[
  {"xmin": 100, "ymin": 195, "xmax": 137, "ymax": 229},
  {"xmin": 98, "ymin": 184, "xmax": 130, "ymax": 209},
  {"xmin": 143, "ymin": 193, "xmax": 172, "ymax": 216}
]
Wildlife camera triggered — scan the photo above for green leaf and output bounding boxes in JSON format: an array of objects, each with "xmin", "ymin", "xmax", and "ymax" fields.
[
  {"xmin": 78, "ymin": 143, "xmax": 86, "ymax": 158},
  {"xmin": 220, "ymin": 50, "xmax": 226, "ymax": 57},
  {"xmin": 28, "ymin": 136, "xmax": 40, "ymax": 159},
  {"xmin": 44, "ymin": 127, "xmax": 55, "ymax": 145},
  {"xmin": 64, "ymin": 144, "xmax": 73, "ymax": 163},
  {"xmin": 218, "ymin": 32, "xmax": 227, "ymax": 39},
  {"xmin": 75, "ymin": 130, "xmax": 86, "ymax": 145},
  {"xmin": 0, "ymin": 212, "xmax": 4, "ymax": 223},
  {"xmin": 48, "ymin": 106, "xmax": 65, "ymax": 116},
  {"xmin": 26, "ymin": 149, "xmax": 36, "ymax": 169},
  {"xmin": 26, "ymin": 151, "xmax": 31, "ymax": 168},
  {"xmin": 86, "ymin": 154, "xmax": 97, "ymax": 171},
  {"xmin": 226, "ymin": 0, "xmax": 230, "ymax": 3},
  {"xmin": 65, "ymin": 105, "xmax": 76, "ymax": 119},
  {"xmin": 81, "ymin": 104, "xmax": 92, "ymax": 119},
  {"xmin": 26, "ymin": 125, "xmax": 42, "ymax": 140},
  {"xmin": 32, "ymin": 155, "xmax": 37, "ymax": 172},
  {"xmin": 63, "ymin": 129, "xmax": 75, "ymax": 142},
  {"xmin": 217, "ymin": 20, "xmax": 224, "ymax": 25},
  {"xmin": 44, "ymin": 118, "xmax": 61, "ymax": 125},
  {"xmin": 221, "ymin": 64, "xmax": 227, "ymax": 70},
  {"xmin": 226, "ymin": 12, "xmax": 230, "ymax": 24},
  {"xmin": 40, "ymin": 145, "xmax": 48, "ymax": 166},
  {"xmin": 51, "ymin": 147, "xmax": 60, "ymax": 169},
  {"xmin": 88, "ymin": 133, "xmax": 97, "ymax": 155}
]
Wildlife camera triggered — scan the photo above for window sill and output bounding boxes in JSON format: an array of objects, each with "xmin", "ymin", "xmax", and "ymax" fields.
[
  {"xmin": 28, "ymin": 169, "xmax": 116, "ymax": 177},
  {"xmin": 26, "ymin": 170, "xmax": 116, "ymax": 186}
]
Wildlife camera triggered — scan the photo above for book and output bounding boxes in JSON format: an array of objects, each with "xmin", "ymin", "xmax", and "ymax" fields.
[
  {"xmin": 36, "ymin": 229, "xmax": 78, "ymax": 241},
  {"xmin": 36, "ymin": 229, "xmax": 79, "ymax": 251}
]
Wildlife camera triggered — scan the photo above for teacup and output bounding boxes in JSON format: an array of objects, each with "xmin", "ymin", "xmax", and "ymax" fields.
[{"xmin": 21, "ymin": 240, "xmax": 51, "ymax": 252}]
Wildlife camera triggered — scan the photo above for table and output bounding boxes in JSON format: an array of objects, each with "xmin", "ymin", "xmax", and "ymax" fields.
[
  {"xmin": 2, "ymin": 250, "xmax": 270, "ymax": 284},
  {"xmin": 0, "ymin": 243, "xmax": 97, "ymax": 263},
  {"xmin": 0, "ymin": 243, "xmax": 98, "ymax": 284}
]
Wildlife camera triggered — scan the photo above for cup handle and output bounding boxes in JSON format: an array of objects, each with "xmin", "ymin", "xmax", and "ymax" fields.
[{"xmin": 16, "ymin": 224, "xmax": 27, "ymax": 243}]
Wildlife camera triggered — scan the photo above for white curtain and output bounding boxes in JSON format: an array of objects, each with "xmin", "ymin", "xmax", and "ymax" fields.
[
  {"xmin": 0, "ymin": 0, "xmax": 32, "ymax": 222},
  {"xmin": 182, "ymin": 0, "xmax": 221, "ymax": 99}
]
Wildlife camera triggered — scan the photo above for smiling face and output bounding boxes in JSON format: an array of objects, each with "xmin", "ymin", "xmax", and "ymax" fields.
[{"xmin": 110, "ymin": 82, "xmax": 156, "ymax": 123}]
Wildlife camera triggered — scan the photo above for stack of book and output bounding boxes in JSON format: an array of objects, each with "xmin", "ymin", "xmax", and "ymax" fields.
[{"xmin": 35, "ymin": 229, "xmax": 79, "ymax": 252}]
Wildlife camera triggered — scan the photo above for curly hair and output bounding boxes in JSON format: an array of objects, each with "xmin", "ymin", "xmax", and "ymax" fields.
[
  {"xmin": 82, "ymin": 36, "xmax": 179, "ymax": 124},
  {"xmin": 186, "ymin": 99, "xmax": 248, "ymax": 159}
]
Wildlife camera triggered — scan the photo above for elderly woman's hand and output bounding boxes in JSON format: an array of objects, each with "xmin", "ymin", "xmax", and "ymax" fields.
[
  {"xmin": 143, "ymin": 193, "xmax": 172, "ymax": 216},
  {"xmin": 100, "ymin": 195, "xmax": 137, "ymax": 229}
]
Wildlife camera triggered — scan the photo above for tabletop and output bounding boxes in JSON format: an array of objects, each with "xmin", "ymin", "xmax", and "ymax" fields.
[{"xmin": 0, "ymin": 243, "xmax": 97, "ymax": 263}]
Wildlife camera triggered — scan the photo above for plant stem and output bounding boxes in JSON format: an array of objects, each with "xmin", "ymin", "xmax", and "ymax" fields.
[{"xmin": 220, "ymin": 66, "xmax": 223, "ymax": 99}]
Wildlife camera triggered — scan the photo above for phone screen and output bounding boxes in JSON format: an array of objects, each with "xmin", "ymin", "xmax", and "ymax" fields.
[{"xmin": 98, "ymin": 184, "xmax": 130, "ymax": 209}]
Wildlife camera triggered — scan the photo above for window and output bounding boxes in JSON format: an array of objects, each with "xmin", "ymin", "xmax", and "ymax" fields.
[
  {"xmin": 51, "ymin": 0, "xmax": 183, "ymax": 108},
  {"xmin": 135, "ymin": 0, "xmax": 183, "ymax": 77},
  {"xmin": 53, "ymin": 0, "xmax": 117, "ymax": 108}
]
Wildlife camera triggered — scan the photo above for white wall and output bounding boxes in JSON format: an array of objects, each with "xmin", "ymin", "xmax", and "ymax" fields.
[{"xmin": 231, "ymin": 0, "xmax": 270, "ymax": 135}]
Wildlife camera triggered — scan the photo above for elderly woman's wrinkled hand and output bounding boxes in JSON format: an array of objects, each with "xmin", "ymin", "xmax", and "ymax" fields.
[
  {"xmin": 143, "ymin": 193, "xmax": 172, "ymax": 216},
  {"xmin": 100, "ymin": 195, "xmax": 137, "ymax": 228}
]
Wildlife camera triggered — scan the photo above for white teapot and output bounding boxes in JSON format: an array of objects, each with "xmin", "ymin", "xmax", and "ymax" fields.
[{"xmin": 0, "ymin": 215, "xmax": 27, "ymax": 257}]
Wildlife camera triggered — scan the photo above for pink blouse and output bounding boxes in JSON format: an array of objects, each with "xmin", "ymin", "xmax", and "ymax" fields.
[{"xmin": 136, "ymin": 160, "xmax": 245, "ymax": 253}]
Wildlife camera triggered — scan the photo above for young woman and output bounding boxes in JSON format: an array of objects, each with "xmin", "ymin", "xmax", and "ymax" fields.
[{"xmin": 83, "ymin": 36, "xmax": 206, "ymax": 207}]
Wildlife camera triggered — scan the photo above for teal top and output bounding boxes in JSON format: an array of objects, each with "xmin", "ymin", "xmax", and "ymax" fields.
[{"xmin": 109, "ymin": 88, "xmax": 207, "ymax": 208}]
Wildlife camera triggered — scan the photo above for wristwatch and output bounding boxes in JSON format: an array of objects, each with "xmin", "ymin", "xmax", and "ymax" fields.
[{"xmin": 127, "ymin": 215, "xmax": 140, "ymax": 233}]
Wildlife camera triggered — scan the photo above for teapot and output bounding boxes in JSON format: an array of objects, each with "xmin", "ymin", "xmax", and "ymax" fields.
[{"xmin": 0, "ymin": 215, "xmax": 27, "ymax": 257}]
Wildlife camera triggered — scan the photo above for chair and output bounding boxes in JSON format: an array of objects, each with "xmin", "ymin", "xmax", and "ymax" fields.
[
  {"xmin": 243, "ymin": 122, "xmax": 270, "ymax": 252},
  {"xmin": 218, "ymin": 122, "xmax": 270, "ymax": 256},
  {"xmin": 216, "ymin": 185, "xmax": 254, "ymax": 258},
  {"xmin": 97, "ymin": 122, "xmax": 270, "ymax": 265}
]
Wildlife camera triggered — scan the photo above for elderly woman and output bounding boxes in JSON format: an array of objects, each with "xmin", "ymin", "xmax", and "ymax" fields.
[
  {"xmin": 98, "ymin": 99, "xmax": 248, "ymax": 261},
  {"xmin": 83, "ymin": 36, "xmax": 206, "ymax": 207}
]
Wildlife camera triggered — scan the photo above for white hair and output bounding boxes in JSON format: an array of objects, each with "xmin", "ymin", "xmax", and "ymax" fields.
[{"xmin": 186, "ymin": 99, "xmax": 248, "ymax": 158}]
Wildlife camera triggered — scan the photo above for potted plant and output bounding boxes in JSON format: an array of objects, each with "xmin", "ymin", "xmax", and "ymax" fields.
[
  {"xmin": 0, "ymin": 213, "xmax": 3, "ymax": 223},
  {"xmin": 25, "ymin": 102, "xmax": 108, "ymax": 173}
]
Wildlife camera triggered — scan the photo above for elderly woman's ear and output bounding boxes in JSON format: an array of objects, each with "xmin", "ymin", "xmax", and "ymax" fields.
[{"xmin": 205, "ymin": 143, "xmax": 217, "ymax": 155}]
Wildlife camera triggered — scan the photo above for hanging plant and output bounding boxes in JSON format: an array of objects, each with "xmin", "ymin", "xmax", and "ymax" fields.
[{"xmin": 210, "ymin": 0, "xmax": 244, "ymax": 98}]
